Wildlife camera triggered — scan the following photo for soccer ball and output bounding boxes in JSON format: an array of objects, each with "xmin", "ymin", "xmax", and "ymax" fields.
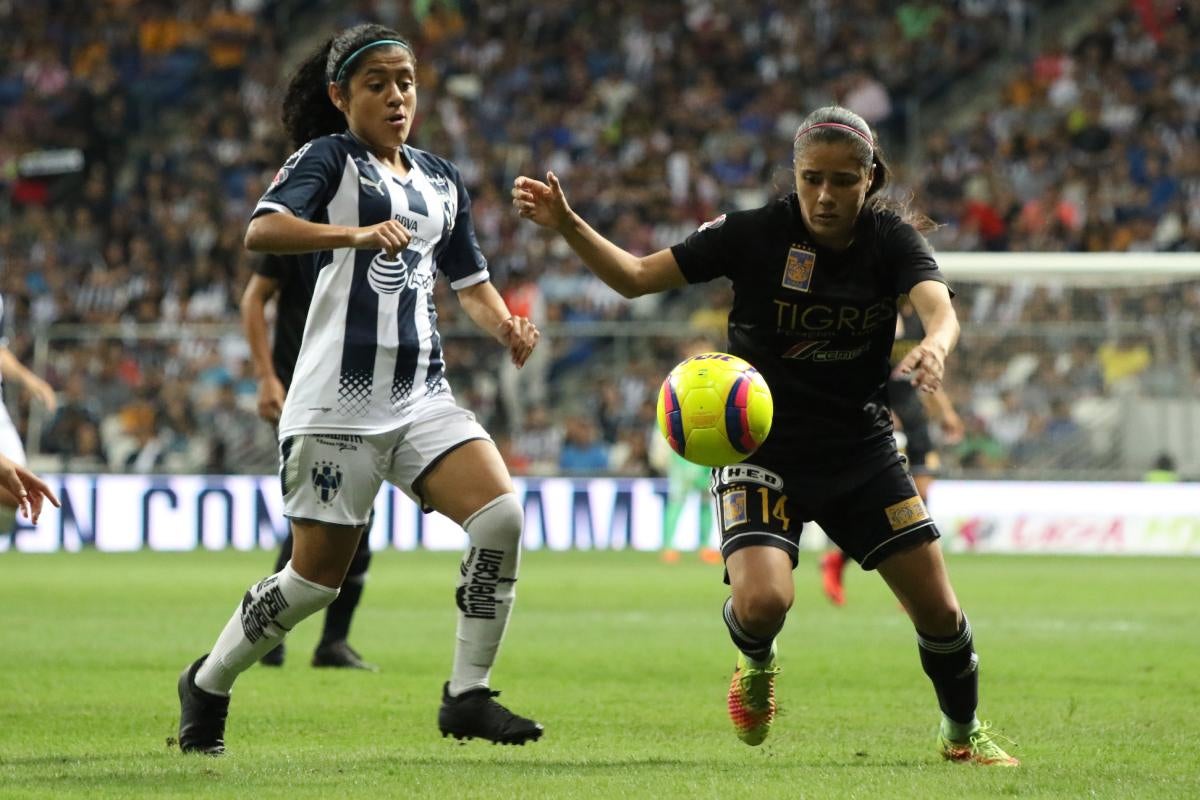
[{"xmin": 656, "ymin": 352, "xmax": 773, "ymax": 467}]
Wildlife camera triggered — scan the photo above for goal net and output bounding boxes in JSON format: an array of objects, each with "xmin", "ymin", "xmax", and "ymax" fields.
[{"xmin": 939, "ymin": 252, "xmax": 1200, "ymax": 480}]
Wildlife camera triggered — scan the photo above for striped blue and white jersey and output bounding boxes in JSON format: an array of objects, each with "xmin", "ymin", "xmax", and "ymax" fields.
[{"xmin": 253, "ymin": 133, "xmax": 490, "ymax": 437}]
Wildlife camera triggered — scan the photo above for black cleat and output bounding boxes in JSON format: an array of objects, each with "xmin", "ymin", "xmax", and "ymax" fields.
[
  {"xmin": 260, "ymin": 643, "xmax": 286, "ymax": 667},
  {"xmin": 312, "ymin": 640, "xmax": 378, "ymax": 671},
  {"xmin": 177, "ymin": 655, "xmax": 230, "ymax": 756},
  {"xmin": 437, "ymin": 682, "xmax": 543, "ymax": 745}
]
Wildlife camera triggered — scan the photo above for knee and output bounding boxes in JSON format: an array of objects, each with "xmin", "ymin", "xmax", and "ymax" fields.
[
  {"xmin": 733, "ymin": 586, "xmax": 792, "ymax": 632},
  {"xmin": 464, "ymin": 492, "xmax": 522, "ymax": 547}
]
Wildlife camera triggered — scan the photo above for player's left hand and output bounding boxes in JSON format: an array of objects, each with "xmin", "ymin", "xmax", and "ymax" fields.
[
  {"xmin": 891, "ymin": 338, "xmax": 946, "ymax": 393},
  {"xmin": 498, "ymin": 315, "xmax": 539, "ymax": 368},
  {"xmin": 0, "ymin": 454, "xmax": 60, "ymax": 524}
]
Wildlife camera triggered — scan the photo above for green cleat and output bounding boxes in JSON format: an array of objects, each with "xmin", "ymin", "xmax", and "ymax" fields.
[
  {"xmin": 938, "ymin": 720, "xmax": 1019, "ymax": 766},
  {"xmin": 726, "ymin": 647, "xmax": 780, "ymax": 746}
]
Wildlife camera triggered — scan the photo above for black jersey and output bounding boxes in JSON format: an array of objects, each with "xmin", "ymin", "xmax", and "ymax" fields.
[
  {"xmin": 253, "ymin": 253, "xmax": 318, "ymax": 390},
  {"xmin": 671, "ymin": 195, "xmax": 948, "ymax": 480}
]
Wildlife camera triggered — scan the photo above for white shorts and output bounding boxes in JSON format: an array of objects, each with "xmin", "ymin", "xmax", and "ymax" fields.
[
  {"xmin": 279, "ymin": 396, "xmax": 491, "ymax": 526},
  {"xmin": 0, "ymin": 403, "xmax": 26, "ymax": 466}
]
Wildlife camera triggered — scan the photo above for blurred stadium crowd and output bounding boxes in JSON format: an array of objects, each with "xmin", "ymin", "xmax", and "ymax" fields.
[{"xmin": 1, "ymin": 0, "xmax": 1196, "ymax": 476}]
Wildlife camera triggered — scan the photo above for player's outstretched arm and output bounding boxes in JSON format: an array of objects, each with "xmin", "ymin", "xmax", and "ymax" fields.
[
  {"xmin": 244, "ymin": 211, "xmax": 412, "ymax": 257},
  {"xmin": 891, "ymin": 280, "xmax": 960, "ymax": 394},
  {"xmin": 0, "ymin": 454, "xmax": 59, "ymax": 524},
  {"xmin": 512, "ymin": 172, "xmax": 686, "ymax": 298}
]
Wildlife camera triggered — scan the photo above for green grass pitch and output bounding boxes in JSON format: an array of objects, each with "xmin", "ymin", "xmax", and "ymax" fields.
[{"xmin": 1, "ymin": 549, "xmax": 1197, "ymax": 799}]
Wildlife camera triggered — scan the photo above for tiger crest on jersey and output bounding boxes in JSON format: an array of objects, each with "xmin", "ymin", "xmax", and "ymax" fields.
[{"xmin": 781, "ymin": 246, "xmax": 816, "ymax": 292}]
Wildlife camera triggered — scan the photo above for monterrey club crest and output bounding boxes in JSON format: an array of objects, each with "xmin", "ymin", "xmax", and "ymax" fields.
[{"xmin": 311, "ymin": 460, "xmax": 343, "ymax": 505}]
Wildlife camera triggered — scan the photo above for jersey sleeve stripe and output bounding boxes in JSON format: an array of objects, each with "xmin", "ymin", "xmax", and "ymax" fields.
[
  {"xmin": 448, "ymin": 270, "xmax": 490, "ymax": 291},
  {"xmin": 253, "ymin": 201, "xmax": 296, "ymax": 218}
]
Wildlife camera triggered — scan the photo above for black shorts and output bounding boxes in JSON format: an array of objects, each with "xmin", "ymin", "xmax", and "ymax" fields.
[{"xmin": 711, "ymin": 458, "xmax": 939, "ymax": 572}]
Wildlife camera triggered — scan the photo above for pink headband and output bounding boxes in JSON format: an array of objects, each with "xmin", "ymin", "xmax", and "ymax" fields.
[{"xmin": 794, "ymin": 121, "xmax": 874, "ymax": 148}]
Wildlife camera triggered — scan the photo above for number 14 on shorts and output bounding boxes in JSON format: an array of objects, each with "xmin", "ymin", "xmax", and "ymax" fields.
[{"xmin": 721, "ymin": 487, "xmax": 791, "ymax": 530}]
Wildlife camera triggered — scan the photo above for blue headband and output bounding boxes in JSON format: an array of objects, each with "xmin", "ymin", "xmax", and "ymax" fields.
[{"xmin": 332, "ymin": 39, "xmax": 410, "ymax": 83}]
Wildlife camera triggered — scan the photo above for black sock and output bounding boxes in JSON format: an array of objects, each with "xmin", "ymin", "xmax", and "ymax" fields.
[
  {"xmin": 722, "ymin": 597, "xmax": 779, "ymax": 663},
  {"xmin": 319, "ymin": 524, "xmax": 372, "ymax": 646},
  {"xmin": 917, "ymin": 615, "xmax": 979, "ymax": 725},
  {"xmin": 320, "ymin": 578, "xmax": 363, "ymax": 645},
  {"xmin": 272, "ymin": 531, "xmax": 294, "ymax": 574}
]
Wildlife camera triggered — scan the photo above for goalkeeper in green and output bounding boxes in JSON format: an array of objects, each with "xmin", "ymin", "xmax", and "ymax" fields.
[{"xmin": 650, "ymin": 408, "xmax": 722, "ymax": 564}]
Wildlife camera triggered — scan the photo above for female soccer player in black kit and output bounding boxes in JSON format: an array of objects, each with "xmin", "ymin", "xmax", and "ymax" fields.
[
  {"xmin": 176, "ymin": 24, "xmax": 543, "ymax": 755},
  {"xmin": 514, "ymin": 106, "xmax": 1017, "ymax": 766},
  {"xmin": 242, "ymin": 254, "xmax": 375, "ymax": 670}
]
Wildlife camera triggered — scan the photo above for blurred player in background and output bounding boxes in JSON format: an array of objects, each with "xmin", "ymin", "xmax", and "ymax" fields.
[
  {"xmin": 651, "ymin": 338, "xmax": 721, "ymax": 564},
  {"xmin": 658, "ymin": 449, "xmax": 721, "ymax": 564},
  {"xmin": 821, "ymin": 302, "xmax": 965, "ymax": 605},
  {"xmin": 1143, "ymin": 453, "xmax": 1179, "ymax": 483},
  {"xmin": 515, "ymin": 105, "xmax": 1017, "ymax": 766},
  {"xmin": 0, "ymin": 295, "xmax": 58, "ymax": 535},
  {"xmin": 242, "ymin": 256, "xmax": 376, "ymax": 670},
  {"xmin": 177, "ymin": 24, "xmax": 543, "ymax": 755}
]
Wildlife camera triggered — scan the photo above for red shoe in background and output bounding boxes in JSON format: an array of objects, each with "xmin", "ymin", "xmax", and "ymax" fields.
[{"xmin": 820, "ymin": 550, "xmax": 847, "ymax": 607}]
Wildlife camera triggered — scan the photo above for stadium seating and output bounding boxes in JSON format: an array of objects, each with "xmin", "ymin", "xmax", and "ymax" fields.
[{"xmin": 2, "ymin": 1, "xmax": 1196, "ymax": 476}]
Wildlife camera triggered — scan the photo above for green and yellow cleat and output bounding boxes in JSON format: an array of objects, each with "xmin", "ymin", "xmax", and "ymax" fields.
[
  {"xmin": 726, "ymin": 647, "xmax": 780, "ymax": 746},
  {"xmin": 938, "ymin": 720, "xmax": 1019, "ymax": 766}
]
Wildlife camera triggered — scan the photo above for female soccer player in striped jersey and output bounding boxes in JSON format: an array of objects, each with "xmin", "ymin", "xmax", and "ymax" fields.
[
  {"xmin": 514, "ymin": 106, "xmax": 1017, "ymax": 766},
  {"xmin": 177, "ymin": 23, "xmax": 543, "ymax": 754}
]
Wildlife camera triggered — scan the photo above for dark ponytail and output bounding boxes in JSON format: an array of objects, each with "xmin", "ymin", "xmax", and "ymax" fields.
[
  {"xmin": 792, "ymin": 106, "xmax": 935, "ymax": 233},
  {"xmin": 281, "ymin": 24, "xmax": 413, "ymax": 150},
  {"xmin": 282, "ymin": 38, "xmax": 341, "ymax": 149}
]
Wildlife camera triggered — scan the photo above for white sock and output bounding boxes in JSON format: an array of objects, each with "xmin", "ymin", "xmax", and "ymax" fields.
[
  {"xmin": 941, "ymin": 715, "xmax": 981, "ymax": 742},
  {"xmin": 746, "ymin": 641, "xmax": 778, "ymax": 670},
  {"xmin": 195, "ymin": 562, "xmax": 339, "ymax": 695},
  {"xmin": 449, "ymin": 494, "xmax": 523, "ymax": 696}
]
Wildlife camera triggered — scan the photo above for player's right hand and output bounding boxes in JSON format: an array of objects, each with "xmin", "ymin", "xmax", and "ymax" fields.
[
  {"xmin": 350, "ymin": 220, "xmax": 411, "ymax": 257},
  {"xmin": 512, "ymin": 172, "xmax": 573, "ymax": 232},
  {"xmin": 497, "ymin": 315, "xmax": 540, "ymax": 368},
  {"xmin": 257, "ymin": 374, "xmax": 286, "ymax": 423}
]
